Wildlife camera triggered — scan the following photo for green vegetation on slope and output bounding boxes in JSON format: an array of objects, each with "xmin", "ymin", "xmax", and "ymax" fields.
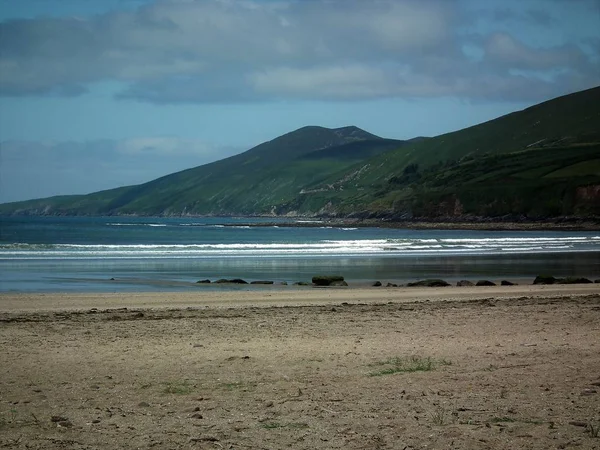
[
  {"xmin": 290, "ymin": 86, "xmax": 600, "ymax": 219},
  {"xmin": 0, "ymin": 126, "xmax": 408, "ymax": 216},
  {"xmin": 1, "ymin": 87, "xmax": 599, "ymax": 219}
]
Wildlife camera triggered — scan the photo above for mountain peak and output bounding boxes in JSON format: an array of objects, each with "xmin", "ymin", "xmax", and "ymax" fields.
[{"xmin": 332, "ymin": 126, "xmax": 381, "ymax": 141}]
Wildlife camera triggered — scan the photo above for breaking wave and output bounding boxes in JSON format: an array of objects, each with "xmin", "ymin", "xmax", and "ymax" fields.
[{"xmin": 2, "ymin": 234, "xmax": 599, "ymax": 260}]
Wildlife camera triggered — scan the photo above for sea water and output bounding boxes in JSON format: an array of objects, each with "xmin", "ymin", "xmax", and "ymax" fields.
[{"xmin": 0, "ymin": 216, "xmax": 599, "ymax": 292}]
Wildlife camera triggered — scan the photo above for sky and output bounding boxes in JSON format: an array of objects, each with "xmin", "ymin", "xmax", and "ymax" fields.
[{"xmin": 0, "ymin": 0, "xmax": 598, "ymax": 203}]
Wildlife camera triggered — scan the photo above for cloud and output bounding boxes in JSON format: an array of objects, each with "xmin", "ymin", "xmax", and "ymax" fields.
[
  {"xmin": 0, "ymin": 0, "xmax": 597, "ymax": 103},
  {"xmin": 249, "ymin": 65, "xmax": 393, "ymax": 100},
  {"xmin": 0, "ymin": 138, "xmax": 239, "ymax": 203},
  {"xmin": 484, "ymin": 33, "xmax": 586, "ymax": 70}
]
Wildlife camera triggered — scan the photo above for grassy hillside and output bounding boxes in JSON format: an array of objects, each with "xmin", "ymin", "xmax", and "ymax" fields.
[
  {"xmin": 1, "ymin": 86, "xmax": 598, "ymax": 220},
  {"xmin": 0, "ymin": 126, "xmax": 407, "ymax": 216},
  {"xmin": 288, "ymin": 86, "xmax": 600, "ymax": 218}
]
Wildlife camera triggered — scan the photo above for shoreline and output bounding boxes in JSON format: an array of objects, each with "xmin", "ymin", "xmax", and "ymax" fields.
[
  {"xmin": 2, "ymin": 283, "xmax": 599, "ymax": 313},
  {"xmin": 3, "ymin": 214, "xmax": 599, "ymax": 231},
  {"xmin": 224, "ymin": 219, "xmax": 600, "ymax": 231}
]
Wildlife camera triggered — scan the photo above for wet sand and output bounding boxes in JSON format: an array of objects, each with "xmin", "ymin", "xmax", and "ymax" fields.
[
  {"xmin": 1, "ymin": 285, "xmax": 600, "ymax": 449},
  {"xmin": 2, "ymin": 283, "xmax": 599, "ymax": 312}
]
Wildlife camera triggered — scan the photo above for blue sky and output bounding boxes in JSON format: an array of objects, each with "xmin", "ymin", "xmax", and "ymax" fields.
[{"xmin": 0, "ymin": 0, "xmax": 598, "ymax": 202}]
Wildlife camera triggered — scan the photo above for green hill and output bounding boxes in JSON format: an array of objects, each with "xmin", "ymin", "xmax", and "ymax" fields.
[
  {"xmin": 1, "ymin": 86, "xmax": 599, "ymax": 220},
  {"xmin": 0, "ymin": 126, "xmax": 408, "ymax": 216},
  {"xmin": 282, "ymin": 86, "xmax": 600, "ymax": 219}
]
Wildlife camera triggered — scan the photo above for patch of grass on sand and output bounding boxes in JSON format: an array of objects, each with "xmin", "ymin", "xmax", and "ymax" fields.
[
  {"xmin": 368, "ymin": 356, "xmax": 451, "ymax": 377},
  {"xmin": 162, "ymin": 380, "xmax": 194, "ymax": 395},
  {"xmin": 431, "ymin": 407, "xmax": 452, "ymax": 426},
  {"xmin": 490, "ymin": 416, "xmax": 517, "ymax": 423}
]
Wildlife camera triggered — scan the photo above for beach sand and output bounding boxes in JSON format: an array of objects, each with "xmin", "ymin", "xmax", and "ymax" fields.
[{"xmin": 1, "ymin": 285, "xmax": 599, "ymax": 449}]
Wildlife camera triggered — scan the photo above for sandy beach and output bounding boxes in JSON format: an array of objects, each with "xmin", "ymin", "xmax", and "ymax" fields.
[{"xmin": 1, "ymin": 285, "xmax": 600, "ymax": 449}]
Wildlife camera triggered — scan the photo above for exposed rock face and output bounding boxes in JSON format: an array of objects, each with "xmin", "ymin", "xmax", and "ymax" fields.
[
  {"xmin": 250, "ymin": 280, "xmax": 274, "ymax": 285},
  {"xmin": 453, "ymin": 197, "xmax": 464, "ymax": 216},
  {"xmin": 576, "ymin": 184, "xmax": 600, "ymax": 201},
  {"xmin": 312, "ymin": 275, "xmax": 345, "ymax": 286},
  {"xmin": 457, "ymin": 280, "xmax": 474, "ymax": 287},
  {"xmin": 196, "ymin": 279, "xmax": 211, "ymax": 284},
  {"xmin": 501, "ymin": 280, "xmax": 516, "ymax": 286},
  {"xmin": 476, "ymin": 280, "xmax": 496, "ymax": 286},
  {"xmin": 407, "ymin": 279, "xmax": 450, "ymax": 287},
  {"xmin": 372, "ymin": 281, "xmax": 382, "ymax": 287}
]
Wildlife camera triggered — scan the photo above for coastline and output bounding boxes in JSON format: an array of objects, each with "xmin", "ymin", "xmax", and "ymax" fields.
[
  {"xmin": 223, "ymin": 218, "xmax": 600, "ymax": 231},
  {"xmin": 2, "ymin": 214, "xmax": 599, "ymax": 231}
]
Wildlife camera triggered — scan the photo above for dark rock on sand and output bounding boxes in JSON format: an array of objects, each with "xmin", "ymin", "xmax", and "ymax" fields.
[
  {"xmin": 560, "ymin": 277, "xmax": 593, "ymax": 284},
  {"xmin": 534, "ymin": 275, "xmax": 592, "ymax": 285},
  {"xmin": 196, "ymin": 279, "xmax": 211, "ymax": 284},
  {"xmin": 476, "ymin": 280, "xmax": 496, "ymax": 286},
  {"xmin": 407, "ymin": 279, "xmax": 450, "ymax": 287},
  {"xmin": 215, "ymin": 278, "xmax": 248, "ymax": 284},
  {"xmin": 312, "ymin": 275, "xmax": 345, "ymax": 286},
  {"xmin": 533, "ymin": 275, "xmax": 558, "ymax": 285},
  {"xmin": 250, "ymin": 280, "xmax": 274, "ymax": 285},
  {"xmin": 568, "ymin": 420, "xmax": 588, "ymax": 427},
  {"xmin": 457, "ymin": 280, "xmax": 474, "ymax": 287},
  {"xmin": 386, "ymin": 283, "xmax": 398, "ymax": 287},
  {"xmin": 330, "ymin": 280, "xmax": 348, "ymax": 287},
  {"xmin": 501, "ymin": 280, "xmax": 516, "ymax": 286},
  {"xmin": 293, "ymin": 281, "xmax": 311, "ymax": 286},
  {"xmin": 372, "ymin": 281, "xmax": 382, "ymax": 287}
]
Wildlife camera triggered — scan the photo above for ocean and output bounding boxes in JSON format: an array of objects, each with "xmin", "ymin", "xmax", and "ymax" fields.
[{"xmin": 0, "ymin": 216, "xmax": 599, "ymax": 292}]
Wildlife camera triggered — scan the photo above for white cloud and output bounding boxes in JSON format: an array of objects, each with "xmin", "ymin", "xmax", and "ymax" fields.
[{"xmin": 249, "ymin": 65, "xmax": 392, "ymax": 100}]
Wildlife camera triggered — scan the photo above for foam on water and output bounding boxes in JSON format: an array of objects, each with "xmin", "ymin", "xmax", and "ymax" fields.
[{"xmin": 2, "ymin": 233, "xmax": 599, "ymax": 259}]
